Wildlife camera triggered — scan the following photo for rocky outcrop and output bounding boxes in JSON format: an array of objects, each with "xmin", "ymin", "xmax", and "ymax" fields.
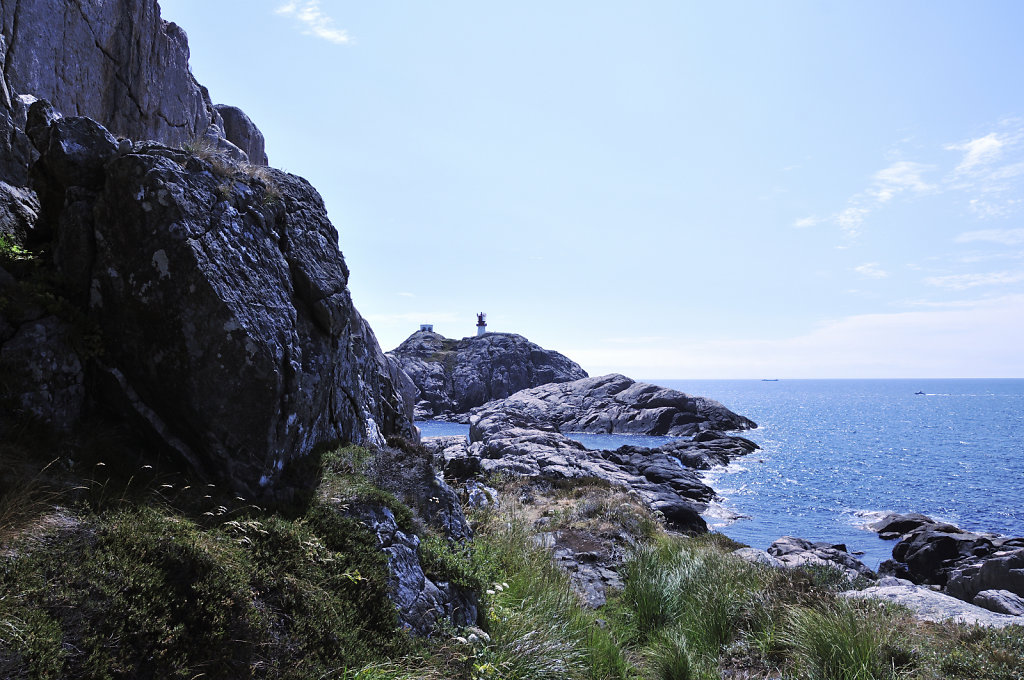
[
  {"xmin": 424, "ymin": 402, "xmax": 758, "ymax": 534},
  {"xmin": 767, "ymin": 536, "xmax": 877, "ymax": 581},
  {"xmin": 387, "ymin": 329, "xmax": 588, "ymax": 419},
  {"xmin": 215, "ymin": 105, "xmax": 268, "ymax": 167},
  {"xmin": 842, "ymin": 583, "xmax": 1023, "ymax": 628},
  {"xmin": 348, "ymin": 503, "xmax": 477, "ymax": 635},
  {"xmin": 871, "ymin": 512, "xmax": 1024, "ymax": 616},
  {"xmin": 0, "ymin": 0, "xmax": 265, "ymax": 168},
  {"xmin": 468, "ymin": 374, "xmax": 757, "ymax": 436},
  {"xmin": 1, "ymin": 108, "xmax": 415, "ymax": 500}
]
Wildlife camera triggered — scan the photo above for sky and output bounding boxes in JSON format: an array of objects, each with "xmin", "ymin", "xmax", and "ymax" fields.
[{"xmin": 159, "ymin": 0, "xmax": 1024, "ymax": 379}]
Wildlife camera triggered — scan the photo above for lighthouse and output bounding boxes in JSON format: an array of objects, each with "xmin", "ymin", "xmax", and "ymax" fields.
[{"xmin": 476, "ymin": 312, "xmax": 487, "ymax": 336}]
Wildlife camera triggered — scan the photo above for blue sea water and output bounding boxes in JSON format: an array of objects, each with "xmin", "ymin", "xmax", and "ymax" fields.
[{"xmin": 417, "ymin": 379, "xmax": 1024, "ymax": 569}]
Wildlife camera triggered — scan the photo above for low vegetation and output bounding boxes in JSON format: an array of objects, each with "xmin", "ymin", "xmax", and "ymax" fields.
[{"xmin": 1, "ymin": 439, "xmax": 1022, "ymax": 679}]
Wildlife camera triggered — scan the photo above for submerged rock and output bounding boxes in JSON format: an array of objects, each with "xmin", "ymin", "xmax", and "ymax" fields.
[{"xmin": 387, "ymin": 329, "xmax": 588, "ymax": 419}]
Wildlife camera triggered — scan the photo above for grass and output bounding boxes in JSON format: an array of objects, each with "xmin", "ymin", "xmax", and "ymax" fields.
[{"xmin": 2, "ymin": 433, "xmax": 1023, "ymax": 680}]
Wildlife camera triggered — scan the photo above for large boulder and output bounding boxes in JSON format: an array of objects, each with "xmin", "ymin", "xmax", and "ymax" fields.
[
  {"xmin": 23, "ymin": 112, "xmax": 415, "ymax": 500},
  {"xmin": 388, "ymin": 329, "xmax": 588, "ymax": 418},
  {"xmin": 469, "ymin": 373, "xmax": 757, "ymax": 436}
]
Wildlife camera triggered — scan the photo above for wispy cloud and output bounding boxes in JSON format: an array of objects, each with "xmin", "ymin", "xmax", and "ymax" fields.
[
  {"xmin": 854, "ymin": 262, "xmax": 888, "ymax": 279},
  {"xmin": 946, "ymin": 133, "xmax": 1005, "ymax": 173},
  {"xmin": 565, "ymin": 295, "xmax": 1024, "ymax": 378},
  {"xmin": 925, "ymin": 271, "xmax": 1024, "ymax": 290},
  {"xmin": 955, "ymin": 228, "xmax": 1024, "ymax": 246},
  {"xmin": 397, "ymin": 291, "xmax": 416, "ymax": 298},
  {"xmin": 836, "ymin": 206, "xmax": 868, "ymax": 238},
  {"xmin": 870, "ymin": 161, "xmax": 934, "ymax": 202},
  {"xmin": 793, "ymin": 216, "xmax": 820, "ymax": 229},
  {"xmin": 275, "ymin": 1, "xmax": 350, "ymax": 44}
]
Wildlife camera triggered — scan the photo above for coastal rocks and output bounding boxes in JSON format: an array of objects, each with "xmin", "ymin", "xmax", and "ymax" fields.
[
  {"xmin": 469, "ymin": 374, "xmax": 757, "ymax": 436},
  {"xmin": 842, "ymin": 583, "xmax": 1023, "ymax": 628},
  {"xmin": 945, "ymin": 548, "xmax": 1024, "ymax": 604},
  {"xmin": 387, "ymin": 329, "xmax": 588, "ymax": 419},
  {"xmin": 19, "ymin": 111, "xmax": 415, "ymax": 499},
  {"xmin": 767, "ymin": 536, "xmax": 877, "ymax": 581},
  {"xmin": 0, "ymin": 0, "xmax": 264, "ymax": 162},
  {"xmin": 972, "ymin": 589, "xmax": 1024, "ymax": 616},
  {"xmin": 872, "ymin": 513, "xmax": 1024, "ymax": 616},
  {"xmin": 426, "ymin": 392, "xmax": 758, "ymax": 534}
]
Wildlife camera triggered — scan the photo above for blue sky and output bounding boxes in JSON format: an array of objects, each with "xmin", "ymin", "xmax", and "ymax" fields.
[{"xmin": 160, "ymin": 1, "xmax": 1024, "ymax": 378}]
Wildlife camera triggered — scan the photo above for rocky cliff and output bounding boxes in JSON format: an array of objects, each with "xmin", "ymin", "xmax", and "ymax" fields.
[
  {"xmin": 388, "ymin": 329, "xmax": 589, "ymax": 419},
  {"xmin": 0, "ymin": 106, "xmax": 415, "ymax": 500},
  {"xmin": 0, "ymin": 0, "xmax": 264, "ymax": 192}
]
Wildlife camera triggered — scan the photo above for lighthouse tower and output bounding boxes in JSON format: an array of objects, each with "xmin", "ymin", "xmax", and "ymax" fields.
[{"xmin": 476, "ymin": 312, "xmax": 487, "ymax": 336}]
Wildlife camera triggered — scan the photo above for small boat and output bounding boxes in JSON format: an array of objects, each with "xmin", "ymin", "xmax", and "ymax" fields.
[
  {"xmin": 915, "ymin": 391, "xmax": 925, "ymax": 395},
  {"xmin": 761, "ymin": 378, "xmax": 779, "ymax": 382}
]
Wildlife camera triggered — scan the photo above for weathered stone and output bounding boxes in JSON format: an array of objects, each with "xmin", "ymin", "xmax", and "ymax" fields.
[
  {"xmin": 732, "ymin": 547, "xmax": 784, "ymax": 569},
  {"xmin": 389, "ymin": 329, "xmax": 588, "ymax": 418},
  {"xmin": 469, "ymin": 373, "xmax": 757, "ymax": 437},
  {"xmin": 768, "ymin": 536, "xmax": 877, "ymax": 581},
  {"xmin": 2, "ymin": 0, "xmax": 216, "ymax": 150},
  {"xmin": 867, "ymin": 512, "xmax": 937, "ymax": 540},
  {"xmin": 0, "ymin": 315, "xmax": 84, "ymax": 431},
  {"xmin": 215, "ymin": 104, "xmax": 268, "ymax": 166},
  {"xmin": 973, "ymin": 589, "xmax": 1024, "ymax": 616},
  {"xmin": 946, "ymin": 548, "xmax": 1024, "ymax": 603},
  {"xmin": 347, "ymin": 503, "xmax": 477, "ymax": 635},
  {"xmin": 842, "ymin": 584, "xmax": 1023, "ymax": 628},
  {"xmin": 26, "ymin": 114, "xmax": 414, "ymax": 499},
  {"xmin": 0, "ymin": 181, "xmax": 38, "ymax": 243}
]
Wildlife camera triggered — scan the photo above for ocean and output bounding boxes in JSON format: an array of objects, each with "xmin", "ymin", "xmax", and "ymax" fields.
[{"xmin": 417, "ymin": 378, "xmax": 1024, "ymax": 569}]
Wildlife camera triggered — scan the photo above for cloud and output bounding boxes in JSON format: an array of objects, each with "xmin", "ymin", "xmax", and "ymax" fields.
[
  {"xmin": 870, "ymin": 161, "xmax": 934, "ymax": 202},
  {"xmin": 925, "ymin": 271, "xmax": 1024, "ymax": 290},
  {"xmin": 397, "ymin": 292, "xmax": 416, "ymax": 298},
  {"xmin": 955, "ymin": 228, "xmax": 1024, "ymax": 246},
  {"xmin": 854, "ymin": 262, "xmax": 888, "ymax": 279},
  {"xmin": 563, "ymin": 295, "xmax": 1024, "ymax": 378},
  {"xmin": 275, "ymin": 1, "xmax": 350, "ymax": 44},
  {"xmin": 946, "ymin": 133, "xmax": 1005, "ymax": 173},
  {"xmin": 836, "ymin": 206, "xmax": 868, "ymax": 238},
  {"xmin": 793, "ymin": 216, "xmax": 820, "ymax": 229}
]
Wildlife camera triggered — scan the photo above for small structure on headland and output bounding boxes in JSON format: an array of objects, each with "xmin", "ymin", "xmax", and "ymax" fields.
[
  {"xmin": 476, "ymin": 312, "xmax": 487, "ymax": 337},
  {"xmin": 419, "ymin": 324, "xmax": 434, "ymax": 333}
]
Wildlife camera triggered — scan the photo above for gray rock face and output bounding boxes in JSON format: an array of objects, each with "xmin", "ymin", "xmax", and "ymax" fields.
[
  {"xmin": 22, "ymin": 112, "xmax": 414, "ymax": 499},
  {"xmin": 534, "ymin": 530, "xmax": 625, "ymax": 608},
  {"xmin": 842, "ymin": 584, "xmax": 1023, "ymax": 628},
  {"xmin": 972, "ymin": 589, "xmax": 1024, "ymax": 617},
  {"xmin": 0, "ymin": 0, "xmax": 263, "ymax": 161},
  {"xmin": 348, "ymin": 504, "xmax": 477, "ymax": 635},
  {"xmin": 946, "ymin": 549, "xmax": 1024, "ymax": 605},
  {"xmin": 469, "ymin": 374, "xmax": 757, "ymax": 436},
  {"xmin": 767, "ymin": 536, "xmax": 877, "ymax": 581},
  {"xmin": 215, "ymin": 104, "xmax": 268, "ymax": 166},
  {"xmin": 0, "ymin": 314, "xmax": 84, "ymax": 431},
  {"xmin": 387, "ymin": 329, "xmax": 588, "ymax": 419}
]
